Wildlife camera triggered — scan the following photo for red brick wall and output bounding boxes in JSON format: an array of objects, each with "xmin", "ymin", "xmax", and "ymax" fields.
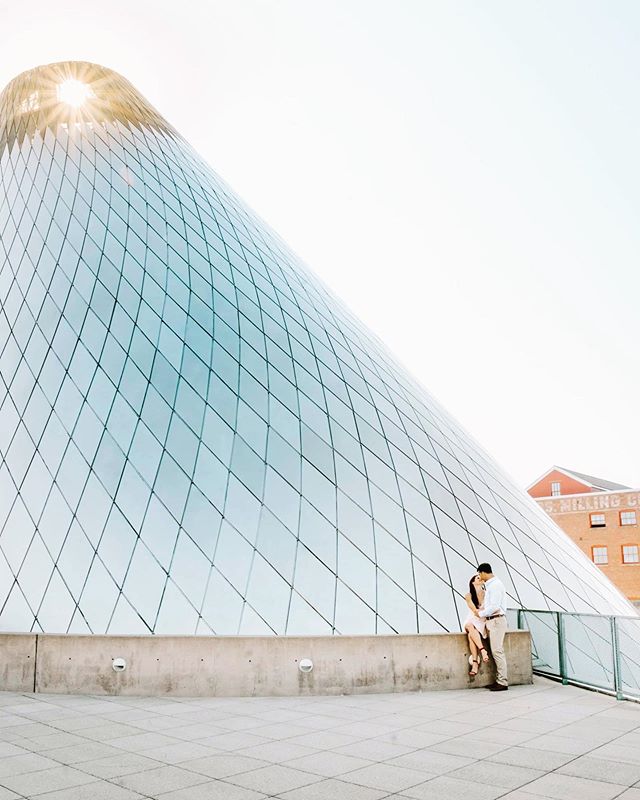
[
  {"xmin": 536, "ymin": 492, "xmax": 640, "ymax": 601},
  {"xmin": 528, "ymin": 469, "xmax": 593, "ymax": 498}
]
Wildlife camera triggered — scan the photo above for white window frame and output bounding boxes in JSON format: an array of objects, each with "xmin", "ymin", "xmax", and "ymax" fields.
[
  {"xmin": 620, "ymin": 510, "xmax": 637, "ymax": 527},
  {"xmin": 592, "ymin": 546, "xmax": 608, "ymax": 565}
]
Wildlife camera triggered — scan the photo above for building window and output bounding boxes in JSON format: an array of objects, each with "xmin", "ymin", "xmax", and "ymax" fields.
[
  {"xmin": 622, "ymin": 545, "xmax": 639, "ymax": 564},
  {"xmin": 551, "ymin": 481, "xmax": 561, "ymax": 497},
  {"xmin": 592, "ymin": 546, "xmax": 608, "ymax": 565},
  {"xmin": 590, "ymin": 513, "xmax": 606, "ymax": 528},
  {"xmin": 620, "ymin": 510, "xmax": 637, "ymax": 526}
]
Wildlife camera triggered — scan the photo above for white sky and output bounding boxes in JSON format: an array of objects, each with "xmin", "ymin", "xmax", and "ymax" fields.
[{"xmin": 1, "ymin": 0, "xmax": 639, "ymax": 490}]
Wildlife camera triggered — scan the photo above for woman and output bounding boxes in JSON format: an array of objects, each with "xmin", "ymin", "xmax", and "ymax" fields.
[{"xmin": 464, "ymin": 574, "xmax": 489, "ymax": 677}]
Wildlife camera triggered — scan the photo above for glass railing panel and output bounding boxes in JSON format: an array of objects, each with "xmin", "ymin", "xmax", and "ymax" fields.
[
  {"xmin": 616, "ymin": 616, "xmax": 640, "ymax": 700},
  {"xmin": 563, "ymin": 613, "xmax": 614, "ymax": 692},
  {"xmin": 506, "ymin": 608, "xmax": 519, "ymax": 629},
  {"xmin": 519, "ymin": 610, "xmax": 560, "ymax": 676}
]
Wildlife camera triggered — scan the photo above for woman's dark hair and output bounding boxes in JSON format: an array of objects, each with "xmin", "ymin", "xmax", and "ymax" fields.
[{"xmin": 469, "ymin": 576, "xmax": 480, "ymax": 609}]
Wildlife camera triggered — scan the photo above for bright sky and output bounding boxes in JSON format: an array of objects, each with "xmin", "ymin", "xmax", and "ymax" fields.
[{"xmin": 2, "ymin": 0, "xmax": 639, "ymax": 490}]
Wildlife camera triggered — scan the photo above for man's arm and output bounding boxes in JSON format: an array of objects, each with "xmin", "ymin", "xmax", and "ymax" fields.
[{"xmin": 478, "ymin": 584, "xmax": 499, "ymax": 618}]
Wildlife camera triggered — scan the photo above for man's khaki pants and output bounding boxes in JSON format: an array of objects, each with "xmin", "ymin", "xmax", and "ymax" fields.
[{"xmin": 486, "ymin": 616, "xmax": 508, "ymax": 686}]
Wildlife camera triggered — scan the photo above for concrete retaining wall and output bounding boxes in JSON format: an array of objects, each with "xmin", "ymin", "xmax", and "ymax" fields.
[
  {"xmin": 0, "ymin": 631, "xmax": 531, "ymax": 697},
  {"xmin": 0, "ymin": 634, "xmax": 37, "ymax": 692}
]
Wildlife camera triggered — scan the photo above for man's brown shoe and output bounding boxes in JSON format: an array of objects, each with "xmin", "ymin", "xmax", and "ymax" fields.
[{"xmin": 489, "ymin": 683, "xmax": 508, "ymax": 691}]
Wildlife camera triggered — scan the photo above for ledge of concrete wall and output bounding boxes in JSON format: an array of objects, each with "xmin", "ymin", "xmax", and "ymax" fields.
[{"xmin": 0, "ymin": 631, "xmax": 531, "ymax": 697}]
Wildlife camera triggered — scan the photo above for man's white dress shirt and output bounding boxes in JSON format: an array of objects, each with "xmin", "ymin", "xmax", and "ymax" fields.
[{"xmin": 478, "ymin": 576, "xmax": 507, "ymax": 618}]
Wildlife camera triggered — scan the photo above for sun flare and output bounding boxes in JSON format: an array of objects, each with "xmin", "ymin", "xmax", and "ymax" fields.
[{"xmin": 57, "ymin": 79, "xmax": 93, "ymax": 108}]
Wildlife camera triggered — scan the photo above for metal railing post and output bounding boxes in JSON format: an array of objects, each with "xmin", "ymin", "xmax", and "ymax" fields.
[
  {"xmin": 610, "ymin": 616, "xmax": 624, "ymax": 701},
  {"xmin": 557, "ymin": 611, "xmax": 568, "ymax": 684}
]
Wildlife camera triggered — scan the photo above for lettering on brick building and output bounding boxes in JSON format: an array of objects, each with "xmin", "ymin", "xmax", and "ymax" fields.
[{"xmin": 539, "ymin": 492, "xmax": 640, "ymax": 515}]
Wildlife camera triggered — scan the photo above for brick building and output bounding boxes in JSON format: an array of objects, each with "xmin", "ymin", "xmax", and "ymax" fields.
[{"xmin": 528, "ymin": 467, "xmax": 640, "ymax": 605}]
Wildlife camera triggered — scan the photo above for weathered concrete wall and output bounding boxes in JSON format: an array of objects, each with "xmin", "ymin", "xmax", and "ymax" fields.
[
  {"xmin": 30, "ymin": 631, "xmax": 531, "ymax": 697},
  {"xmin": 0, "ymin": 634, "xmax": 37, "ymax": 692}
]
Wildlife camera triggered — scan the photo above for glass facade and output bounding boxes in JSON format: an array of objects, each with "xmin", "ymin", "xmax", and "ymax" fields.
[{"xmin": 0, "ymin": 62, "xmax": 634, "ymax": 636}]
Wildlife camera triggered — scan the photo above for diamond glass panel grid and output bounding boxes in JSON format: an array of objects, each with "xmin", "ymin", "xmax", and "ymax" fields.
[{"xmin": 0, "ymin": 61, "xmax": 636, "ymax": 635}]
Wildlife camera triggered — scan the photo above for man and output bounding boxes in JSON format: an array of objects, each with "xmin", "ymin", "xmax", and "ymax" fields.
[{"xmin": 475, "ymin": 563, "xmax": 508, "ymax": 691}]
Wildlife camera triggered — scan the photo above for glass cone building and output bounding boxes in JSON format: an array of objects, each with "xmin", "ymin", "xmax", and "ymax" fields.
[{"xmin": 0, "ymin": 62, "xmax": 634, "ymax": 637}]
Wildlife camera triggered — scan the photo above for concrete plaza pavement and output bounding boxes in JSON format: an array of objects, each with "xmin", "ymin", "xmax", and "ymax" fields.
[{"xmin": 0, "ymin": 678, "xmax": 636, "ymax": 799}]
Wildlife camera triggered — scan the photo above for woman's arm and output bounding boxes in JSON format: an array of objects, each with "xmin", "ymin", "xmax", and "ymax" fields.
[{"xmin": 464, "ymin": 593, "xmax": 477, "ymax": 614}]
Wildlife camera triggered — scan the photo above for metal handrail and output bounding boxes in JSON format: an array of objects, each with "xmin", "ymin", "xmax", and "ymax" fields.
[
  {"xmin": 510, "ymin": 607, "xmax": 640, "ymax": 703},
  {"xmin": 509, "ymin": 607, "xmax": 640, "ymax": 622}
]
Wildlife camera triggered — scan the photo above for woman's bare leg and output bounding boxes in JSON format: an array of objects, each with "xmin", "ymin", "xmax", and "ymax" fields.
[
  {"xmin": 470, "ymin": 628, "xmax": 489, "ymax": 662},
  {"xmin": 465, "ymin": 624, "xmax": 479, "ymax": 674},
  {"xmin": 467, "ymin": 625, "xmax": 484, "ymax": 654}
]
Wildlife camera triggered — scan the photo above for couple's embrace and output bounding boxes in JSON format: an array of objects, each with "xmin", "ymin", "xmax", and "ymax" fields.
[{"xmin": 463, "ymin": 562, "xmax": 509, "ymax": 691}]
